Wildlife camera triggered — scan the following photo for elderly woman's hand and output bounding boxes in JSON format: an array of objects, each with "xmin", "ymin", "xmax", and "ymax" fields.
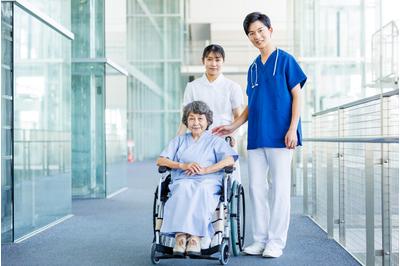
[{"xmin": 180, "ymin": 162, "xmax": 202, "ymax": 175}]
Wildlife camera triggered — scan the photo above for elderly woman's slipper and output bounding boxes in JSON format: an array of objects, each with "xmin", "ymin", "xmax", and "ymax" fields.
[
  {"xmin": 186, "ymin": 236, "xmax": 201, "ymax": 256},
  {"xmin": 173, "ymin": 233, "xmax": 187, "ymax": 256}
]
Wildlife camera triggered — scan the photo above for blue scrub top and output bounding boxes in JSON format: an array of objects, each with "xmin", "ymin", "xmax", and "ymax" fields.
[{"xmin": 246, "ymin": 49, "xmax": 307, "ymax": 149}]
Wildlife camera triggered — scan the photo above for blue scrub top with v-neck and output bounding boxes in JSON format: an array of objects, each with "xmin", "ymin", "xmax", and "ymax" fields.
[{"xmin": 246, "ymin": 49, "xmax": 307, "ymax": 149}]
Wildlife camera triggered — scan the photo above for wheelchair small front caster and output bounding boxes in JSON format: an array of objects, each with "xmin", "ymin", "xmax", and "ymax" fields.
[
  {"xmin": 219, "ymin": 240, "xmax": 230, "ymax": 265},
  {"xmin": 150, "ymin": 243, "xmax": 160, "ymax": 264}
]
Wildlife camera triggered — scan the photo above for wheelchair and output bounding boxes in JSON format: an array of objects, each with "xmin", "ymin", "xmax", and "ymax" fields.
[{"xmin": 151, "ymin": 165, "xmax": 246, "ymax": 265}]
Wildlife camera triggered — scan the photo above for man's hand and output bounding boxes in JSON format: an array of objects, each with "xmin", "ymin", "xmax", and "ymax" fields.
[
  {"xmin": 212, "ymin": 125, "xmax": 235, "ymax": 136},
  {"xmin": 285, "ymin": 129, "xmax": 297, "ymax": 149}
]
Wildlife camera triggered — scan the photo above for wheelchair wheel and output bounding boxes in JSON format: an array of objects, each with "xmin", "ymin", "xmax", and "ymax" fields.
[
  {"xmin": 230, "ymin": 182, "xmax": 246, "ymax": 256},
  {"xmin": 219, "ymin": 240, "xmax": 230, "ymax": 265},
  {"xmin": 152, "ymin": 187, "xmax": 158, "ymax": 240},
  {"xmin": 150, "ymin": 242, "xmax": 160, "ymax": 264}
]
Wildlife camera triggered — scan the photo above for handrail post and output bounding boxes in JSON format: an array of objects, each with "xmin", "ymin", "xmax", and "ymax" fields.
[
  {"xmin": 327, "ymin": 148, "xmax": 334, "ymax": 238},
  {"xmin": 365, "ymin": 143, "xmax": 375, "ymax": 266},
  {"xmin": 303, "ymin": 145, "xmax": 309, "ymax": 215}
]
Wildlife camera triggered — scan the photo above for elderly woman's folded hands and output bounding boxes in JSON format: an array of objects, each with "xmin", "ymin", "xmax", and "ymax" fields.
[{"xmin": 179, "ymin": 162, "xmax": 207, "ymax": 176}]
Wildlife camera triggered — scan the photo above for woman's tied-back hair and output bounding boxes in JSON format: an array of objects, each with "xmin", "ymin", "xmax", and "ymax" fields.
[
  {"xmin": 182, "ymin": 101, "xmax": 213, "ymax": 130},
  {"xmin": 202, "ymin": 44, "xmax": 225, "ymax": 61}
]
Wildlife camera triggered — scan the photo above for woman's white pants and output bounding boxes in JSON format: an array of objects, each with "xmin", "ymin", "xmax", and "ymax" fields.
[{"xmin": 248, "ymin": 148, "xmax": 293, "ymax": 250}]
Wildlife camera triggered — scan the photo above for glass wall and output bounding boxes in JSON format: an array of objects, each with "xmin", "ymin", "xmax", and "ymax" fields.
[
  {"xmin": 71, "ymin": 0, "xmax": 106, "ymax": 198},
  {"xmin": 104, "ymin": 0, "xmax": 128, "ymax": 196},
  {"xmin": 71, "ymin": 0, "xmax": 104, "ymax": 58},
  {"xmin": 294, "ymin": 0, "xmax": 398, "ymax": 118},
  {"xmin": 71, "ymin": 63, "xmax": 105, "ymax": 198},
  {"xmin": 72, "ymin": 0, "xmax": 127, "ymax": 197},
  {"xmin": 1, "ymin": 2, "xmax": 14, "ymax": 243},
  {"xmin": 26, "ymin": 0, "xmax": 71, "ymax": 29},
  {"xmin": 12, "ymin": 4, "xmax": 72, "ymax": 240},
  {"xmin": 71, "ymin": 62, "xmax": 128, "ymax": 198},
  {"xmin": 127, "ymin": 0, "xmax": 185, "ymax": 160},
  {"xmin": 105, "ymin": 68, "xmax": 127, "ymax": 196}
]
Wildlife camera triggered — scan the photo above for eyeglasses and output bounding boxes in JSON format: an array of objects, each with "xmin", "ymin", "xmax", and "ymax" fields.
[{"xmin": 248, "ymin": 27, "xmax": 268, "ymax": 38}]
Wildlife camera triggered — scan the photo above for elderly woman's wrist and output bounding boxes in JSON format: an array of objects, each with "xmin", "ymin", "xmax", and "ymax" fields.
[{"xmin": 204, "ymin": 167, "xmax": 210, "ymax": 174}]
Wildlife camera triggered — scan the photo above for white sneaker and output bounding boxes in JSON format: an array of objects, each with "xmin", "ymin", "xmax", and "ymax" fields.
[
  {"xmin": 200, "ymin": 236, "xmax": 211, "ymax": 249},
  {"xmin": 262, "ymin": 246, "xmax": 283, "ymax": 258},
  {"xmin": 243, "ymin": 242, "xmax": 265, "ymax": 255},
  {"xmin": 210, "ymin": 235, "xmax": 220, "ymax": 247}
]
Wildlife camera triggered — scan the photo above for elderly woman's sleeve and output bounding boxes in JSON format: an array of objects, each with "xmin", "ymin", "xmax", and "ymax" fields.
[
  {"xmin": 160, "ymin": 136, "xmax": 181, "ymax": 160},
  {"xmin": 214, "ymin": 137, "xmax": 239, "ymax": 162}
]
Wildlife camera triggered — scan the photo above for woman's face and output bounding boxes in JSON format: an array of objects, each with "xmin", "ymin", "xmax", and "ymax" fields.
[
  {"xmin": 203, "ymin": 52, "xmax": 223, "ymax": 77},
  {"xmin": 187, "ymin": 112, "xmax": 208, "ymax": 135}
]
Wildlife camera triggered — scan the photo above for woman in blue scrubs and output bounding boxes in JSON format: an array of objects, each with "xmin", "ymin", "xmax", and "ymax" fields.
[{"xmin": 213, "ymin": 12, "xmax": 307, "ymax": 258}]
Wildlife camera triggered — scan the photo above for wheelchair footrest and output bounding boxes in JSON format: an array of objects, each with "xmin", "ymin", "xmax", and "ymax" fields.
[
  {"xmin": 155, "ymin": 243, "xmax": 221, "ymax": 257},
  {"xmin": 155, "ymin": 244, "xmax": 173, "ymax": 254},
  {"xmin": 201, "ymin": 245, "xmax": 220, "ymax": 256}
]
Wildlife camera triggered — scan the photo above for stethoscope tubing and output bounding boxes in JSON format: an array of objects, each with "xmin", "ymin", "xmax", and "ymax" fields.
[{"xmin": 250, "ymin": 48, "xmax": 279, "ymax": 89}]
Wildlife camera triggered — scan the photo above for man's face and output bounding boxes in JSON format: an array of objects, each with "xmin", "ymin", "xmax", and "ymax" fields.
[
  {"xmin": 247, "ymin": 20, "xmax": 273, "ymax": 50},
  {"xmin": 203, "ymin": 52, "xmax": 223, "ymax": 77}
]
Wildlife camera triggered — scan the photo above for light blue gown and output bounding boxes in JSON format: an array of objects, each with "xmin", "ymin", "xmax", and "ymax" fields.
[{"xmin": 160, "ymin": 131, "xmax": 238, "ymax": 237}]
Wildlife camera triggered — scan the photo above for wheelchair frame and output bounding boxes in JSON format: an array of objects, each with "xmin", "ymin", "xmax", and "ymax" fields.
[{"xmin": 150, "ymin": 166, "xmax": 245, "ymax": 265}]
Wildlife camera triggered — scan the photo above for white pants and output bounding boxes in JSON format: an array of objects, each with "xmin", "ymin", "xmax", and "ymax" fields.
[{"xmin": 248, "ymin": 148, "xmax": 293, "ymax": 250}]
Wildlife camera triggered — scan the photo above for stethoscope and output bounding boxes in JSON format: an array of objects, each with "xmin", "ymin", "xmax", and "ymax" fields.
[{"xmin": 250, "ymin": 48, "xmax": 279, "ymax": 88}]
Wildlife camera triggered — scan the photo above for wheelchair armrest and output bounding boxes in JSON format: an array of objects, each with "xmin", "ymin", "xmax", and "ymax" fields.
[
  {"xmin": 158, "ymin": 166, "xmax": 171, "ymax": 173},
  {"xmin": 224, "ymin": 166, "xmax": 234, "ymax": 174}
]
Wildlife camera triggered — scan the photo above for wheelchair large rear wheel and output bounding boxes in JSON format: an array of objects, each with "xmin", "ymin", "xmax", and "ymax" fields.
[
  {"xmin": 152, "ymin": 187, "xmax": 158, "ymax": 240},
  {"xmin": 230, "ymin": 182, "xmax": 246, "ymax": 256}
]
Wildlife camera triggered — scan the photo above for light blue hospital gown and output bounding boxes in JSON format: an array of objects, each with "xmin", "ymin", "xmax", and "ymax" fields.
[{"xmin": 160, "ymin": 131, "xmax": 238, "ymax": 237}]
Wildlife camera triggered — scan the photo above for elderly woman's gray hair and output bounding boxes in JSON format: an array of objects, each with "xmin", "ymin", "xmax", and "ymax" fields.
[{"xmin": 182, "ymin": 101, "xmax": 213, "ymax": 129}]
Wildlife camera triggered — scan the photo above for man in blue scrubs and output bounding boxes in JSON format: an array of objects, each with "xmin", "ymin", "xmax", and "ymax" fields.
[{"xmin": 213, "ymin": 12, "xmax": 307, "ymax": 258}]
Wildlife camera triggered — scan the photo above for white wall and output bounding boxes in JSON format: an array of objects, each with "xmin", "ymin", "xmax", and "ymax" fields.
[
  {"xmin": 186, "ymin": 0, "xmax": 294, "ymax": 89},
  {"xmin": 105, "ymin": 0, "xmax": 127, "ymax": 65}
]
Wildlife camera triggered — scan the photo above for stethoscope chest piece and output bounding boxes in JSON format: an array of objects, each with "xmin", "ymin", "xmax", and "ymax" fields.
[{"xmin": 250, "ymin": 48, "xmax": 279, "ymax": 89}]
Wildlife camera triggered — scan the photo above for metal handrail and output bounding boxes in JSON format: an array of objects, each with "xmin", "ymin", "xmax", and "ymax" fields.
[
  {"xmin": 303, "ymin": 137, "xmax": 398, "ymax": 143},
  {"xmin": 313, "ymin": 89, "xmax": 399, "ymax": 116}
]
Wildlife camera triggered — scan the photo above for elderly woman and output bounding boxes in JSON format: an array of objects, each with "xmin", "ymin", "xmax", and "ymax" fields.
[{"xmin": 157, "ymin": 101, "xmax": 238, "ymax": 256}]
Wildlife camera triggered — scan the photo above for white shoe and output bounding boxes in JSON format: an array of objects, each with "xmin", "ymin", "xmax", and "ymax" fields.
[
  {"xmin": 200, "ymin": 236, "xmax": 211, "ymax": 249},
  {"xmin": 243, "ymin": 242, "xmax": 265, "ymax": 255},
  {"xmin": 262, "ymin": 246, "xmax": 283, "ymax": 258},
  {"xmin": 210, "ymin": 235, "xmax": 220, "ymax": 247}
]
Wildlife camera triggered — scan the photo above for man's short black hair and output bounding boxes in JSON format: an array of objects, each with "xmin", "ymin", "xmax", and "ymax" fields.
[
  {"xmin": 243, "ymin": 12, "xmax": 272, "ymax": 35},
  {"xmin": 202, "ymin": 44, "xmax": 225, "ymax": 61}
]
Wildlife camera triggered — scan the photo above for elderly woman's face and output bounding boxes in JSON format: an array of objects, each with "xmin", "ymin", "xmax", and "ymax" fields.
[{"xmin": 187, "ymin": 112, "xmax": 208, "ymax": 135}]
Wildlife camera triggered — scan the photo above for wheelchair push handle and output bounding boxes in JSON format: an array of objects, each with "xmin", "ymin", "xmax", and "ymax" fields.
[
  {"xmin": 158, "ymin": 166, "xmax": 171, "ymax": 173},
  {"xmin": 223, "ymin": 136, "xmax": 235, "ymax": 173},
  {"xmin": 224, "ymin": 166, "xmax": 234, "ymax": 174}
]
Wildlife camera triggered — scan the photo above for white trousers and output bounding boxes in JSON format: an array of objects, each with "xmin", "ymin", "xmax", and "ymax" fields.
[{"xmin": 248, "ymin": 148, "xmax": 293, "ymax": 250}]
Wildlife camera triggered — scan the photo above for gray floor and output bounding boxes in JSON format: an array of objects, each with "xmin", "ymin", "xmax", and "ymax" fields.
[{"xmin": 2, "ymin": 161, "xmax": 360, "ymax": 266}]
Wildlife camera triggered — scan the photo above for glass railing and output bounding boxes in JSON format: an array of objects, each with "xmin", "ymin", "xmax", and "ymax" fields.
[{"xmin": 294, "ymin": 90, "xmax": 399, "ymax": 265}]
